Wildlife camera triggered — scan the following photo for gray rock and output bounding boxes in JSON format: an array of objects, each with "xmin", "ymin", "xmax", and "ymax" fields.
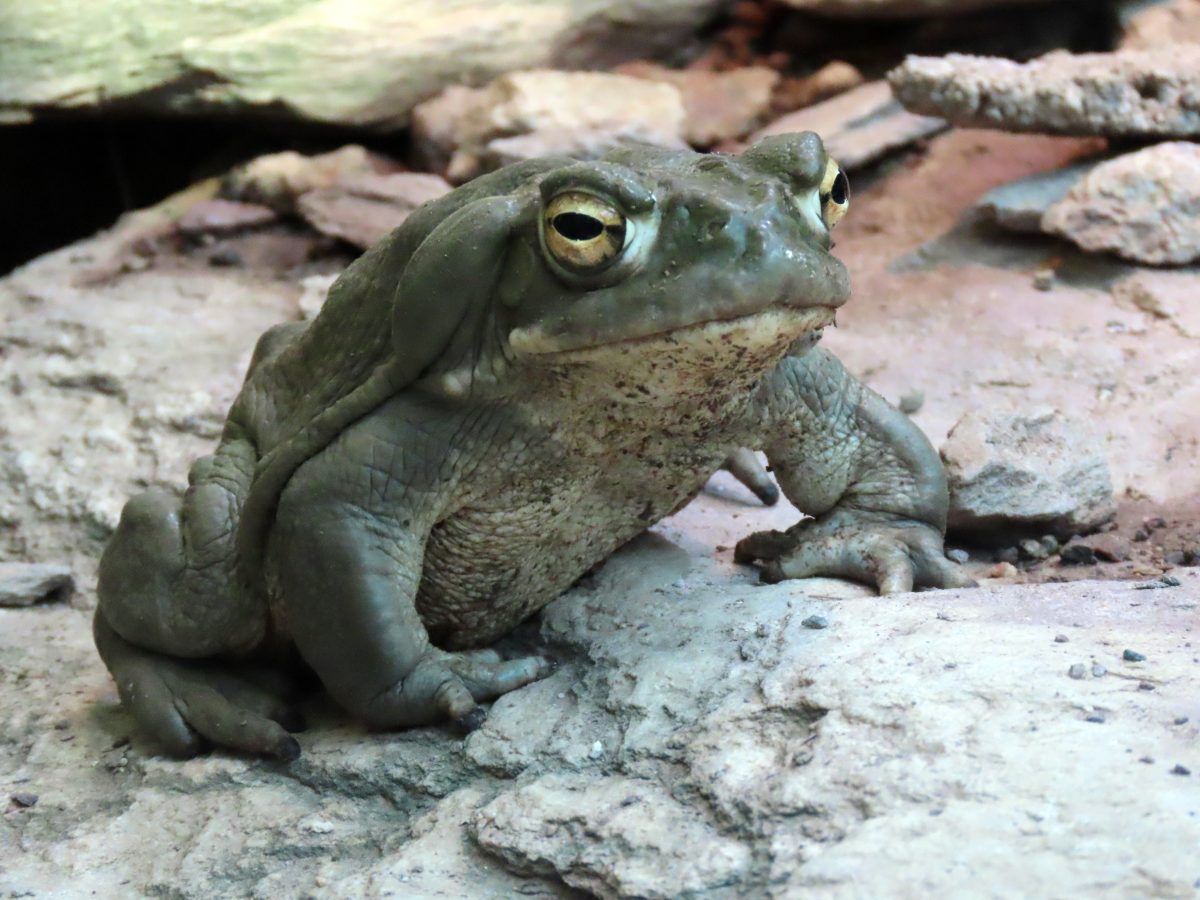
[
  {"xmin": 890, "ymin": 48, "xmax": 1200, "ymax": 138},
  {"xmin": 0, "ymin": 563, "xmax": 73, "ymax": 607},
  {"xmin": 412, "ymin": 70, "xmax": 688, "ymax": 182},
  {"xmin": 941, "ymin": 406, "xmax": 1117, "ymax": 542},
  {"xmin": 0, "ymin": 0, "xmax": 726, "ymax": 128},
  {"xmin": 1043, "ymin": 143, "xmax": 1200, "ymax": 266},
  {"xmin": 976, "ymin": 160, "xmax": 1099, "ymax": 233},
  {"xmin": 748, "ymin": 81, "xmax": 947, "ymax": 172}
]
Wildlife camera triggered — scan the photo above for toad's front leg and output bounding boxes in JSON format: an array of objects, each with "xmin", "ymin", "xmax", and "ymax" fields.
[
  {"xmin": 273, "ymin": 419, "xmax": 551, "ymax": 733},
  {"xmin": 736, "ymin": 347, "xmax": 974, "ymax": 594}
]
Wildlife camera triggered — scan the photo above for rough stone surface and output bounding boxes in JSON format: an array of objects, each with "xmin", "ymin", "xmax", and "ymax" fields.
[
  {"xmin": 776, "ymin": 0, "xmax": 1049, "ymax": 17},
  {"xmin": 748, "ymin": 81, "xmax": 946, "ymax": 171},
  {"xmin": 975, "ymin": 156, "xmax": 1101, "ymax": 232},
  {"xmin": 942, "ymin": 406, "xmax": 1118, "ymax": 542},
  {"xmin": 223, "ymin": 146, "xmax": 402, "ymax": 214},
  {"xmin": 1120, "ymin": 0, "xmax": 1200, "ymax": 50},
  {"xmin": 175, "ymin": 200, "xmax": 278, "ymax": 236},
  {"xmin": 296, "ymin": 173, "xmax": 452, "ymax": 250},
  {"xmin": 0, "ymin": 0, "xmax": 726, "ymax": 128},
  {"xmin": 1042, "ymin": 142, "xmax": 1200, "ymax": 266},
  {"xmin": 0, "ymin": 563, "xmax": 73, "ymax": 607},
  {"xmin": 412, "ymin": 70, "xmax": 688, "ymax": 182},
  {"xmin": 617, "ymin": 62, "xmax": 780, "ymax": 146},
  {"xmin": 890, "ymin": 48, "xmax": 1200, "ymax": 137}
]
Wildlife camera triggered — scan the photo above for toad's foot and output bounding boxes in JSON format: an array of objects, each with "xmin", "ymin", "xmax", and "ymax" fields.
[
  {"xmin": 360, "ymin": 647, "xmax": 554, "ymax": 732},
  {"xmin": 94, "ymin": 613, "xmax": 305, "ymax": 760},
  {"xmin": 735, "ymin": 510, "xmax": 976, "ymax": 595}
]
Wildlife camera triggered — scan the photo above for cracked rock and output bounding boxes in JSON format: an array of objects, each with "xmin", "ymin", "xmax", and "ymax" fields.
[
  {"xmin": 0, "ymin": 563, "xmax": 74, "ymax": 607},
  {"xmin": 471, "ymin": 774, "xmax": 752, "ymax": 900},
  {"xmin": 296, "ymin": 172, "xmax": 451, "ymax": 250},
  {"xmin": 890, "ymin": 48, "xmax": 1200, "ymax": 137}
]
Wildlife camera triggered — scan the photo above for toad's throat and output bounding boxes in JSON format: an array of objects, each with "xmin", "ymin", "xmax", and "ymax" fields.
[{"xmin": 508, "ymin": 304, "xmax": 837, "ymax": 360}]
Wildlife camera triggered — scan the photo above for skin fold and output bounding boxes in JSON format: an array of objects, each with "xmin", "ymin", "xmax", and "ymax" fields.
[{"xmin": 94, "ymin": 132, "xmax": 973, "ymax": 760}]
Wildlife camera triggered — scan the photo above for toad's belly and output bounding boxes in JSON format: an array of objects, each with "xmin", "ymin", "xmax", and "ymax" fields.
[{"xmin": 416, "ymin": 461, "xmax": 715, "ymax": 648}]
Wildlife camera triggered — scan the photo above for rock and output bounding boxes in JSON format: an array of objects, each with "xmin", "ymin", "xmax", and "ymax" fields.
[
  {"xmin": 412, "ymin": 70, "xmax": 688, "ymax": 182},
  {"xmin": 772, "ymin": 61, "xmax": 866, "ymax": 114},
  {"xmin": 472, "ymin": 775, "xmax": 752, "ymax": 899},
  {"xmin": 1068, "ymin": 663, "xmax": 1087, "ymax": 679},
  {"xmin": 802, "ymin": 614, "xmax": 829, "ymax": 629},
  {"xmin": 1124, "ymin": 649, "xmax": 1148, "ymax": 662},
  {"xmin": 777, "ymin": 0, "xmax": 1049, "ymax": 16},
  {"xmin": 1042, "ymin": 143, "xmax": 1200, "ymax": 266},
  {"xmin": 1079, "ymin": 532, "xmax": 1133, "ymax": 563},
  {"xmin": 224, "ymin": 146, "xmax": 402, "ymax": 213},
  {"xmin": 296, "ymin": 173, "xmax": 451, "ymax": 250},
  {"xmin": 0, "ymin": 0, "xmax": 727, "ymax": 128},
  {"xmin": 1120, "ymin": 0, "xmax": 1200, "ymax": 50},
  {"xmin": 1060, "ymin": 541, "xmax": 1098, "ymax": 566},
  {"xmin": 617, "ymin": 62, "xmax": 779, "ymax": 146},
  {"xmin": 748, "ymin": 81, "xmax": 946, "ymax": 171},
  {"xmin": 942, "ymin": 407, "xmax": 1117, "ymax": 543},
  {"xmin": 975, "ymin": 159, "xmax": 1099, "ymax": 233},
  {"xmin": 0, "ymin": 563, "xmax": 74, "ymax": 607},
  {"xmin": 175, "ymin": 200, "xmax": 277, "ymax": 236},
  {"xmin": 889, "ymin": 48, "xmax": 1200, "ymax": 138}
]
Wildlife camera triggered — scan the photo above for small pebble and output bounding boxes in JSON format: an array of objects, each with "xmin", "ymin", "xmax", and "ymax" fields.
[
  {"xmin": 1039, "ymin": 535, "xmax": 1060, "ymax": 555},
  {"xmin": 1175, "ymin": 716, "xmax": 1190, "ymax": 726},
  {"xmin": 995, "ymin": 546, "xmax": 1020, "ymax": 565},
  {"xmin": 936, "ymin": 611, "xmax": 952, "ymax": 621},
  {"xmin": 1033, "ymin": 268, "xmax": 1055, "ymax": 291},
  {"xmin": 1133, "ymin": 528, "xmax": 1150, "ymax": 543},
  {"xmin": 1054, "ymin": 634, "xmax": 1069, "ymax": 643},
  {"xmin": 1144, "ymin": 516, "xmax": 1167, "ymax": 531},
  {"xmin": 1060, "ymin": 543, "xmax": 1097, "ymax": 566},
  {"xmin": 988, "ymin": 562, "xmax": 1018, "ymax": 579},
  {"xmin": 588, "ymin": 741, "xmax": 604, "ymax": 760},
  {"xmin": 305, "ymin": 820, "xmax": 335, "ymax": 834},
  {"xmin": 1170, "ymin": 764, "xmax": 1191, "ymax": 776},
  {"xmin": 53, "ymin": 719, "xmax": 70, "ymax": 731},
  {"xmin": 209, "ymin": 247, "xmax": 243, "ymax": 267},
  {"xmin": 946, "ymin": 548, "xmax": 970, "ymax": 565},
  {"xmin": 1123, "ymin": 649, "xmax": 1147, "ymax": 662},
  {"xmin": 802, "ymin": 614, "xmax": 828, "ymax": 630},
  {"xmin": 1138, "ymin": 682, "xmax": 1155, "ymax": 691},
  {"xmin": 1139, "ymin": 756, "xmax": 1154, "ymax": 764},
  {"xmin": 1068, "ymin": 663, "xmax": 1087, "ymax": 680},
  {"xmin": 1092, "ymin": 664, "xmax": 1107, "ymax": 678},
  {"xmin": 1019, "ymin": 539, "xmax": 1048, "ymax": 561},
  {"xmin": 898, "ymin": 390, "xmax": 924, "ymax": 414},
  {"xmin": 10, "ymin": 792, "xmax": 37, "ymax": 808},
  {"xmin": 1085, "ymin": 714, "xmax": 1106, "ymax": 724}
]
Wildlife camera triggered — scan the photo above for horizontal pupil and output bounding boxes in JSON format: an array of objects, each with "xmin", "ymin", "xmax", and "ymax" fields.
[{"xmin": 553, "ymin": 212, "xmax": 605, "ymax": 241}]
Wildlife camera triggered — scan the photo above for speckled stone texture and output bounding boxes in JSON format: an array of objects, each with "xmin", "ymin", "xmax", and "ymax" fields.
[
  {"xmin": 890, "ymin": 48, "xmax": 1200, "ymax": 137},
  {"xmin": 1042, "ymin": 142, "xmax": 1200, "ymax": 266}
]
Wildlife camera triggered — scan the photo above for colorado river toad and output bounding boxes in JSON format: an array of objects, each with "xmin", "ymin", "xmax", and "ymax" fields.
[{"xmin": 95, "ymin": 132, "xmax": 971, "ymax": 759}]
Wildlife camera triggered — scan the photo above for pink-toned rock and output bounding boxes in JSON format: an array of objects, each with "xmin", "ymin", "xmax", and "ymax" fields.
[
  {"xmin": 617, "ymin": 61, "xmax": 779, "ymax": 146},
  {"xmin": 224, "ymin": 146, "xmax": 402, "ymax": 213},
  {"xmin": 777, "ymin": 0, "xmax": 1047, "ymax": 16},
  {"xmin": 411, "ymin": 70, "xmax": 687, "ymax": 182},
  {"xmin": 296, "ymin": 172, "xmax": 451, "ymax": 250},
  {"xmin": 890, "ymin": 48, "xmax": 1200, "ymax": 137},
  {"xmin": 772, "ymin": 61, "xmax": 866, "ymax": 114},
  {"xmin": 1120, "ymin": 0, "xmax": 1200, "ymax": 50},
  {"xmin": 1042, "ymin": 142, "xmax": 1200, "ymax": 266},
  {"xmin": 749, "ymin": 81, "xmax": 945, "ymax": 170},
  {"xmin": 175, "ymin": 199, "xmax": 277, "ymax": 235}
]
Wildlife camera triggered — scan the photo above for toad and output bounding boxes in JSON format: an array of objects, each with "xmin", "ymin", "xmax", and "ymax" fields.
[{"xmin": 95, "ymin": 132, "xmax": 971, "ymax": 759}]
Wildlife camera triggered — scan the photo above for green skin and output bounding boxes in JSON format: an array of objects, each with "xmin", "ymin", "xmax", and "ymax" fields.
[{"xmin": 94, "ymin": 132, "xmax": 972, "ymax": 760}]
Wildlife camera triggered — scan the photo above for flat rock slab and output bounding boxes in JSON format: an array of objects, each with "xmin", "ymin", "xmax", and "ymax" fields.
[
  {"xmin": 0, "ymin": 563, "xmax": 73, "ymax": 607},
  {"xmin": 748, "ymin": 80, "xmax": 946, "ymax": 171},
  {"xmin": 890, "ymin": 48, "xmax": 1200, "ymax": 137},
  {"xmin": 1043, "ymin": 142, "xmax": 1200, "ymax": 266},
  {"xmin": 0, "ymin": 0, "xmax": 726, "ymax": 128},
  {"xmin": 975, "ymin": 157, "xmax": 1099, "ymax": 232}
]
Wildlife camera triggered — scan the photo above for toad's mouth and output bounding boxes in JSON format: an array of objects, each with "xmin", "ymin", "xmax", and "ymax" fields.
[{"xmin": 508, "ymin": 304, "xmax": 838, "ymax": 360}]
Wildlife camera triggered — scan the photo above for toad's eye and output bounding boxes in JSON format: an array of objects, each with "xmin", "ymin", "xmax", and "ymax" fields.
[
  {"xmin": 819, "ymin": 158, "xmax": 850, "ymax": 230},
  {"xmin": 544, "ymin": 192, "xmax": 627, "ymax": 269}
]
